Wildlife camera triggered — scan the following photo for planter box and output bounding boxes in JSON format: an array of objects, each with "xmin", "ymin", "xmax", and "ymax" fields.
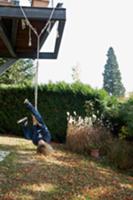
[
  {"xmin": 90, "ymin": 149, "xmax": 100, "ymax": 159},
  {"xmin": 32, "ymin": 0, "xmax": 49, "ymax": 7},
  {"xmin": 0, "ymin": 0, "xmax": 14, "ymax": 6}
]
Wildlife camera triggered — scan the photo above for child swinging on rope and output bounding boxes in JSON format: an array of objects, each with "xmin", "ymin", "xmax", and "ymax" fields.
[{"xmin": 17, "ymin": 99, "xmax": 53, "ymax": 155}]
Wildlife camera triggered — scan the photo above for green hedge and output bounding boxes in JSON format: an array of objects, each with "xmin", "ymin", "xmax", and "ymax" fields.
[
  {"xmin": 0, "ymin": 82, "xmax": 101, "ymax": 142},
  {"xmin": 1, "ymin": 82, "xmax": 133, "ymax": 141}
]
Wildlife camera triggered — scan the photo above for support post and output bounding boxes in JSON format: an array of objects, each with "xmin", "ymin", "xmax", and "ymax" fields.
[{"xmin": 0, "ymin": 59, "xmax": 18, "ymax": 75}]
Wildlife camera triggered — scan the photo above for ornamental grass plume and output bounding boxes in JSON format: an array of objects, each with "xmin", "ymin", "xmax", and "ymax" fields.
[
  {"xmin": 66, "ymin": 112, "xmax": 133, "ymax": 170},
  {"xmin": 66, "ymin": 111, "xmax": 110, "ymax": 155}
]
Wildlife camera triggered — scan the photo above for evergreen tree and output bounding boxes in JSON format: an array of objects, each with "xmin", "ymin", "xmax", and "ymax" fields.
[
  {"xmin": 0, "ymin": 59, "xmax": 34, "ymax": 85},
  {"xmin": 103, "ymin": 47, "xmax": 125, "ymax": 97}
]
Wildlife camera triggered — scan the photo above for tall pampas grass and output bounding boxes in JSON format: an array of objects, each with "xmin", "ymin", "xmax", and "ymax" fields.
[{"xmin": 66, "ymin": 111, "xmax": 110, "ymax": 155}]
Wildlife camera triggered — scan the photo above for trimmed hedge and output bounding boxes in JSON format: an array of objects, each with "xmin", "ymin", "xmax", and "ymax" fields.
[
  {"xmin": 0, "ymin": 82, "xmax": 102, "ymax": 142},
  {"xmin": 1, "ymin": 82, "xmax": 133, "ymax": 142}
]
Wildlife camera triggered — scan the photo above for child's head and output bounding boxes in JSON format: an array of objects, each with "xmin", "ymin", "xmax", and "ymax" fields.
[
  {"xmin": 37, "ymin": 140, "xmax": 53, "ymax": 156},
  {"xmin": 37, "ymin": 143, "xmax": 46, "ymax": 155}
]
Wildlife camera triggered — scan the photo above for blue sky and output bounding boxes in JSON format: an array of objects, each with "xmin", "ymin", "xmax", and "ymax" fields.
[{"xmin": 21, "ymin": 0, "xmax": 133, "ymax": 93}]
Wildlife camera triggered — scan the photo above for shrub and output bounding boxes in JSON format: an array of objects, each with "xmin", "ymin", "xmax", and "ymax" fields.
[
  {"xmin": 66, "ymin": 112, "xmax": 91, "ymax": 154},
  {"xmin": 85, "ymin": 95, "xmax": 122, "ymax": 137},
  {"xmin": 66, "ymin": 112, "xmax": 110, "ymax": 155},
  {"xmin": 119, "ymin": 97, "xmax": 133, "ymax": 139},
  {"xmin": 66, "ymin": 112, "xmax": 133, "ymax": 170},
  {"xmin": 106, "ymin": 139, "xmax": 133, "ymax": 169}
]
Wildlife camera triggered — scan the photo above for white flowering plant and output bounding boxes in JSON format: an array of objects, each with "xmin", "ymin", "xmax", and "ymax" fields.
[{"xmin": 66, "ymin": 111, "xmax": 109, "ymax": 154}]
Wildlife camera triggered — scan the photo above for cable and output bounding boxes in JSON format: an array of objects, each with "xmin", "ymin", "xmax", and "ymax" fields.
[{"xmin": 19, "ymin": 4, "xmax": 56, "ymax": 109}]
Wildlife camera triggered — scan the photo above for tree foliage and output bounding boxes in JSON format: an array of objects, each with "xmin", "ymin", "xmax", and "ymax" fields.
[
  {"xmin": 0, "ymin": 58, "xmax": 34, "ymax": 85},
  {"xmin": 72, "ymin": 63, "xmax": 81, "ymax": 82},
  {"xmin": 103, "ymin": 47, "xmax": 125, "ymax": 97}
]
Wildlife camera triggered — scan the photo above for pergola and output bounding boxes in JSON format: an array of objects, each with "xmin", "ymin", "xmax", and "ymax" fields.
[{"xmin": 0, "ymin": 3, "xmax": 66, "ymax": 75}]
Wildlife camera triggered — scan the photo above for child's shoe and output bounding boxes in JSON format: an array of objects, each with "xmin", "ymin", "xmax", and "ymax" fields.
[
  {"xmin": 24, "ymin": 99, "xmax": 30, "ymax": 104},
  {"xmin": 17, "ymin": 117, "xmax": 28, "ymax": 124}
]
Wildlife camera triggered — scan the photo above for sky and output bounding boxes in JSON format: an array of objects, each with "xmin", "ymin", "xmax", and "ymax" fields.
[{"xmin": 20, "ymin": 0, "xmax": 133, "ymax": 93}]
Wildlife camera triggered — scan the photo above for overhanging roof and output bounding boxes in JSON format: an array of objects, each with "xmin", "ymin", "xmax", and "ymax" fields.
[{"xmin": 0, "ymin": 4, "xmax": 66, "ymax": 59}]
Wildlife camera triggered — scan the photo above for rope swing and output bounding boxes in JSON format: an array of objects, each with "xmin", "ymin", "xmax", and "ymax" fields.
[{"xmin": 19, "ymin": 4, "xmax": 56, "ymax": 110}]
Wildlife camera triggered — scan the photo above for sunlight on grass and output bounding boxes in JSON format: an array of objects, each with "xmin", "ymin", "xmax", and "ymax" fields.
[
  {"xmin": 24, "ymin": 183, "xmax": 57, "ymax": 192},
  {"xmin": 18, "ymin": 194, "xmax": 33, "ymax": 200},
  {"xmin": 42, "ymin": 151, "xmax": 80, "ymax": 168},
  {"xmin": 0, "ymin": 136, "xmax": 25, "ymax": 145},
  {"xmin": 97, "ymin": 167, "xmax": 116, "ymax": 177},
  {"xmin": 0, "ymin": 150, "xmax": 10, "ymax": 161},
  {"xmin": 0, "ymin": 135, "xmax": 36, "ymax": 152},
  {"xmin": 86, "ymin": 185, "xmax": 114, "ymax": 199},
  {"xmin": 120, "ymin": 183, "xmax": 133, "ymax": 190},
  {"xmin": 87, "ymin": 185, "xmax": 133, "ymax": 200}
]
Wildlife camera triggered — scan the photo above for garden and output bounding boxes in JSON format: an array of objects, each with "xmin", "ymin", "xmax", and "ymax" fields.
[{"xmin": 0, "ymin": 82, "xmax": 133, "ymax": 200}]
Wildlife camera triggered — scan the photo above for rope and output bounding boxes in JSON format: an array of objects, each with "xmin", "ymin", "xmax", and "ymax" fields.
[
  {"xmin": 19, "ymin": 5, "xmax": 56, "ymax": 109},
  {"xmin": 51, "ymin": 0, "xmax": 54, "ymax": 7}
]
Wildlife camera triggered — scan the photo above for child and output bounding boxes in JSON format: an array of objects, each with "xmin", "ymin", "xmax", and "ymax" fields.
[{"xmin": 17, "ymin": 99, "xmax": 53, "ymax": 155}]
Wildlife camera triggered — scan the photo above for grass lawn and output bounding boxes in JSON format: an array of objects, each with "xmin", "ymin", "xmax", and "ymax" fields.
[{"xmin": 0, "ymin": 135, "xmax": 133, "ymax": 200}]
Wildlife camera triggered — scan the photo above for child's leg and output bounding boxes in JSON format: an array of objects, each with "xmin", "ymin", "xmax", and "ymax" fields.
[
  {"xmin": 22, "ymin": 122, "xmax": 32, "ymax": 140},
  {"xmin": 24, "ymin": 99, "xmax": 51, "ymax": 143},
  {"xmin": 24, "ymin": 100, "xmax": 44, "ymax": 125},
  {"xmin": 40, "ymin": 124, "xmax": 51, "ymax": 143},
  {"xmin": 32, "ymin": 125, "xmax": 42, "ymax": 145}
]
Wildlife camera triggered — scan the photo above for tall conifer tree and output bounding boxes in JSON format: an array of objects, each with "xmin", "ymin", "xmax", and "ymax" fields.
[{"xmin": 103, "ymin": 47, "xmax": 125, "ymax": 96}]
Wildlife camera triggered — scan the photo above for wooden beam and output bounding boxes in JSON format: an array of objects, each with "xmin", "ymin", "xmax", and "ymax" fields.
[
  {"xmin": 54, "ymin": 20, "xmax": 65, "ymax": 57},
  {"xmin": 0, "ymin": 6, "xmax": 66, "ymax": 21},
  {"xmin": 39, "ymin": 52, "xmax": 57, "ymax": 59},
  {"xmin": 0, "ymin": 4, "xmax": 66, "ymax": 60},
  {"xmin": 40, "ymin": 20, "xmax": 55, "ymax": 49},
  {"xmin": 11, "ymin": 19, "xmax": 19, "ymax": 48},
  {"xmin": 0, "ymin": 59, "xmax": 18, "ymax": 75},
  {"xmin": 1, "ymin": 19, "xmax": 65, "ymax": 60},
  {"xmin": 15, "ymin": 52, "xmax": 57, "ymax": 59},
  {"xmin": 0, "ymin": 19, "xmax": 16, "ymax": 57},
  {"xmin": 39, "ymin": 3, "xmax": 64, "ymax": 49}
]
